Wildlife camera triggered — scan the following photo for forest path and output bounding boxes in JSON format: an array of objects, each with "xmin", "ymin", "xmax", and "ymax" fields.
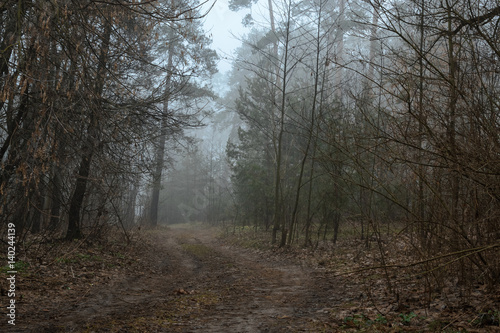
[
  {"xmin": 16, "ymin": 225, "xmax": 341, "ymax": 332},
  {"xmin": 166, "ymin": 226, "xmax": 330, "ymax": 332},
  {"xmin": 12, "ymin": 225, "xmax": 499, "ymax": 332}
]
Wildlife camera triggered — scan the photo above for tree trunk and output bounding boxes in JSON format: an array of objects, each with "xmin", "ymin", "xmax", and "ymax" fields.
[
  {"xmin": 66, "ymin": 152, "xmax": 93, "ymax": 239},
  {"xmin": 0, "ymin": 0, "xmax": 26, "ymax": 112},
  {"xmin": 149, "ymin": 27, "xmax": 175, "ymax": 227},
  {"xmin": 446, "ymin": 1, "xmax": 460, "ymax": 241},
  {"xmin": 49, "ymin": 170, "xmax": 62, "ymax": 230},
  {"xmin": 289, "ymin": 2, "xmax": 324, "ymax": 246},
  {"xmin": 66, "ymin": 19, "xmax": 112, "ymax": 240},
  {"xmin": 333, "ymin": 0, "xmax": 345, "ymax": 100},
  {"xmin": 275, "ymin": 0, "xmax": 293, "ymax": 248},
  {"xmin": 417, "ymin": 0, "xmax": 427, "ymax": 245},
  {"xmin": 125, "ymin": 182, "xmax": 139, "ymax": 228}
]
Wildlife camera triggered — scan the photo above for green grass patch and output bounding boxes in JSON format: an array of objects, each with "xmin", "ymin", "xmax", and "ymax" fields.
[
  {"xmin": 399, "ymin": 311, "xmax": 417, "ymax": 325},
  {"xmin": 113, "ymin": 251, "xmax": 126, "ymax": 259},
  {"xmin": 340, "ymin": 313, "xmax": 395, "ymax": 331},
  {"xmin": 1, "ymin": 260, "xmax": 29, "ymax": 273}
]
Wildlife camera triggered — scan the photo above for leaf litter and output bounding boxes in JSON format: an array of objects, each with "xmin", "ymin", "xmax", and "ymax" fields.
[{"xmin": 1, "ymin": 224, "xmax": 498, "ymax": 332}]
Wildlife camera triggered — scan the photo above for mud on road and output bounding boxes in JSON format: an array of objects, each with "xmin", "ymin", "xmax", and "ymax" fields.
[{"xmin": 8, "ymin": 226, "xmax": 346, "ymax": 333}]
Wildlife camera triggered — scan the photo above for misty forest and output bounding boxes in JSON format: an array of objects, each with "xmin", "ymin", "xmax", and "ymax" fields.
[{"xmin": 1, "ymin": 0, "xmax": 500, "ymax": 331}]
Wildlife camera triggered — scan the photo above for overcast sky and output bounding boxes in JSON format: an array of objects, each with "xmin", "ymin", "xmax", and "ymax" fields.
[{"xmin": 202, "ymin": 0, "xmax": 251, "ymax": 73}]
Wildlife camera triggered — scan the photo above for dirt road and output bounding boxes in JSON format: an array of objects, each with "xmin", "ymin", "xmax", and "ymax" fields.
[
  {"xmin": 4, "ymin": 225, "xmax": 500, "ymax": 332},
  {"xmin": 11, "ymin": 226, "xmax": 345, "ymax": 332}
]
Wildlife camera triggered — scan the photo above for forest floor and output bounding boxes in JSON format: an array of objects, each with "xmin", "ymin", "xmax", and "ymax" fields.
[{"xmin": 1, "ymin": 223, "xmax": 499, "ymax": 332}]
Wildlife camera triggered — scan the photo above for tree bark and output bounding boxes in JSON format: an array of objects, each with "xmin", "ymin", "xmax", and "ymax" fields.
[
  {"xmin": 149, "ymin": 26, "xmax": 175, "ymax": 227},
  {"xmin": 66, "ymin": 19, "xmax": 112, "ymax": 240},
  {"xmin": 273, "ymin": 0, "xmax": 293, "ymax": 247},
  {"xmin": 289, "ymin": 3, "xmax": 323, "ymax": 246},
  {"xmin": 333, "ymin": 0, "xmax": 345, "ymax": 100}
]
